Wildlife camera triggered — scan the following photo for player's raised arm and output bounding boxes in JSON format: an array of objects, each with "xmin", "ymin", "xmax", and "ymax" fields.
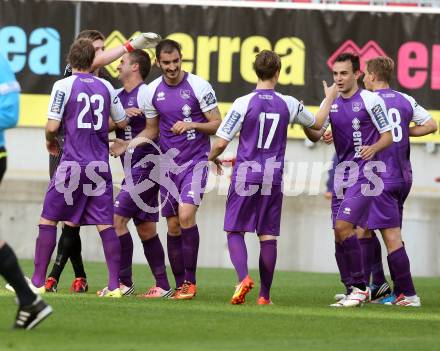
[
  {"xmin": 91, "ymin": 32, "xmax": 161, "ymax": 72},
  {"xmin": 312, "ymin": 81, "xmax": 338, "ymax": 130}
]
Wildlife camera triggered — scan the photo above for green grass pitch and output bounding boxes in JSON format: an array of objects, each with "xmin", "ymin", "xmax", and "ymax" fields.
[{"xmin": 0, "ymin": 260, "xmax": 439, "ymax": 351}]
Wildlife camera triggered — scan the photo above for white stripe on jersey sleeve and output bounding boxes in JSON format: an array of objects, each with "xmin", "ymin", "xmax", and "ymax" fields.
[
  {"xmin": 47, "ymin": 75, "xmax": 76, "ymax": 121},
  {"xmin": 360, "ymin": 89, "xmax": 392, "ymax": 134},
  {"xmin": 137, "ymin": 83, "xmax": 150, "ymax": 115},
  {"xmin": 98, "ymin": 78, "xmax": 126, "ymax": 123},
  {"xmin": 398, "ymin": 91, "xmax": 432, "ymax": 126},
  {"xmin": 143, "ymin": 77, "xmax": 162, "ymax": 119},
  {"xmin": 216, "ymin": 92, "xmax": 255, "ymax": 141},
  {"xmin": 276, "ymin": 93, "xmax": 316, "ymax": 128},
  {"xmin": 187, "ymin": 73, "xmax": 218, "ymax": 113}
]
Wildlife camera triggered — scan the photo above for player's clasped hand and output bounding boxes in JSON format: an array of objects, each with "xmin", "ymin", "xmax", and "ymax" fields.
[
  {"xmin": 210, "ymin": 158, "xmax": 223, "ymax": 176},
  {"xmin": 322, "ymin": 130, "xmax": 333, "ymax": 144},
  {"xmin": 171, "ymin": 121, "xmax": 194, "ymax": 135},
  {"xmin": 359, "ymin": 145, "xmax": 377, "ymax": 160},
  {"xmin": 46, "ymin": 139, "xmax": 60, "ymax": 156},
  {"xmin": 109, "ymin": 138, "xmax": 129, "ymax": 158},
  {"xmin": 125, "ymin": 107, "xmax": 143, "ymax": 118}
]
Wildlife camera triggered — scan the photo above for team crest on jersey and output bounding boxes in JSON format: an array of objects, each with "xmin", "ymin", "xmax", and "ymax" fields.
[
  {"xmin": 352, "ymin": 118, "xmax": 360, "ymax": 130},
  {"xmin": 157, "ymin": 91, "xmax": 165, "ymax": 101},
  {"xmin": 331, "ymin": 104, "xmax": 338, "ymax": 113},
  {"xmin": 352, "ymin": 101, "xmax": 362, "ymax": 112},
  {"xmin": 203, "ymin": 92, "xmax": 216, "ymax": 106},
  {"xmin": 128, "ymin": 97, "xmax": 136, "ymax": 106},
  {"xmin": 50, "ymin": 90, "xmax": 65, "ymax": 113},
  {"xmin": 182, "ymin": 104, "xmax": 191, "ymax": 117},
  {"xmin": 180, "ymin": 89, "xmax": 191, "ymax": 99}
]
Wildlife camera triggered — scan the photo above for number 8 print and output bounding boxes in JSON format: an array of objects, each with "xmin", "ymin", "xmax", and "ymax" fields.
[{"xmin": 388, "ymin": 108, "xmax": 402, "ymax": 143}]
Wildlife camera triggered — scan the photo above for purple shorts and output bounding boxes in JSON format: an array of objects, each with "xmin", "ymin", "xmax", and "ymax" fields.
[
  {"xmin": 331, "ymin": 181, "xmax": 372, "ymax": 229},
  {"xmin": 41, "ymin": 163, "xmax": 113, "ymax": 225},
  {"xmin": 114, "ymin": 172, "xmax": 159, "ymax": 225},
  {"xmin": 224, "ymin": 181, "xmax": 283, "ymax": 236},
  {"xmin": 367, "ymin": 181, "xmax": 412, "ymax": 230},
  {"xmin": 160, "ymin": 161, "xmax": 208, "ymax": 218}
]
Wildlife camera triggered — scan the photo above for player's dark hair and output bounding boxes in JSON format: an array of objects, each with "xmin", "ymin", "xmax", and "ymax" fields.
[
  {"xmin": 128, "ymin": 49, "xmax": 151, "ymax": 81},
  {"xmin": 253, "ymin": 50, "xmax": 281, "ymax": 81},
  {"xmin": 334, "ymin": 52, "xmax": 360, "ymax": 73},
  {"xmin": 76, "ymin": 29, "xmax": 105, "ymax": 42},
  {"xmin": 156, "ymin": 39, "xmax": 182, "ymax": 60},
  {"xmin": 365, "ymin": 56, "xmax": 394, "ymax": 84},
  {"xmin": 68, "ymin": 38, "xmax": 95, "ymax": 71}
]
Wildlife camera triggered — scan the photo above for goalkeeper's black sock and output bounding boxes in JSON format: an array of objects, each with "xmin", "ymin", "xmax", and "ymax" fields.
[
  {"xmin": 0, "ymin": 243, "xmax": 36, "ymax": 306},
  {"xmin": 66, "ymin": 226, "xmax": 86, "ymax": 278}
]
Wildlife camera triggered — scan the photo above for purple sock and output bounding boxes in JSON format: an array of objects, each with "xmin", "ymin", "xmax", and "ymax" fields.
[
  {"xmin": 371, "ymin": 233, "xmax": 386, "ymax": 285},
  {"xmin": 119, "ymin": 233, "xmax": 133, "ymax": 287},
  {"xmin": 359, "ymin": 237, "xmax": 374, "ymax": 285},
  {"xmin": 341, "ymin": 235, "xmax": 366, "ymax": 287},
  {"xmin": 142, "ymin": 235, "xmax": 170, "ymax": 291},
  {"xmin": 32, "ymin": 224, "xmax": 57, "ymax": 287},
  {"xmin": 167, "ymin": 234, "xmax": 185, "ymax": 288},
  {"xmin": 227, "ymin": 233, "xmax": 248, "ymax": 282},
  {"xmin": 387, "ymin": 254, "xmax": 400, "ymax": 295},
  {"xmin": 99, "ymin": 228, "xmax": 121, "ymax": 291},
  {"xmin": 181, "ymin": 225, "xmax": 200, "ymax": 284},
  {"xmin": 259, "ymin": 240, "xmax": 277, "ymax": 300},
  {"xmin": 335, "ymin": 242, "xmax": 352, "ymax": 294},
  {"xmin": 387, "ymin": 246, "xmax": 416, "ymax": 296}
]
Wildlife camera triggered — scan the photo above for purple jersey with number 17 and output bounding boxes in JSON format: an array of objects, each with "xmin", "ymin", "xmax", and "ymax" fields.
[
  {"xmin": 217, "ymin": 89, "xmax": 316, "ymax": 185},
  {"xmin": 218, "ymin": 89, "xmax": 316, "ymax": 236}
]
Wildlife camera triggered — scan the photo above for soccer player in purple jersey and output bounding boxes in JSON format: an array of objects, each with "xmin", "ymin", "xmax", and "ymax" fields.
[
  {"xmin": 208, "ymin": 50, "xmax": 337, "ymax": 305},
  {"xmin": 305, "ymin": 53, "xmax": 393, "ymax": 307},
  {"xmin": 111, "ymin": 39, "xmax": 222, "ymax": 299},
  {"xmin": 30, "ymin": 38, "xmax": 128, "ymax": 298},
  {"xmin": 45, "ymin": 30, "xmax": 162, "ymax": 294},
  {"xmin": 358, "ymin": 56, "xmax": 437, "ymax": 307},
  {"xmin": 101, "ymin": 49, "xmax": 172, "ymax": 298}
]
